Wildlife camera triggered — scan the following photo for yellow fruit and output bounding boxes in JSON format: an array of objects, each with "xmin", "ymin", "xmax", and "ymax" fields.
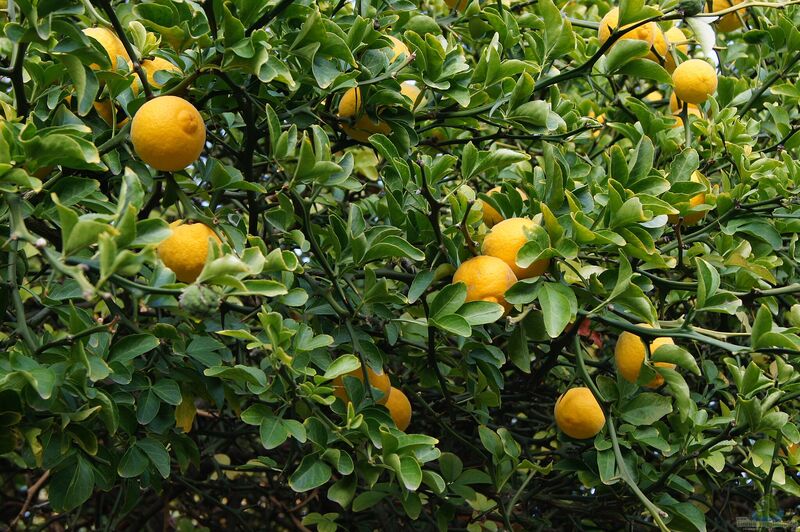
[
  {"xmin": 649, "ymin": 28, "xmax": 668, "ymax": 63},
  {"xmin": 614, "ymin": 325, "xmax": 676, "ymax": 388},
  {"xmin": 598, "ymin": 8, "xmax": 658, "ymax": 49},
  {"xmin": 713, "ymin": 0, "xmax": 744, "ymax": 32},
  {"xmin": 554, "ymin": 387, "xmax": 605, "ymax": 439},
  {"xmin": 332, "ymin": 366, "xmax": 392, "ymax": 404},
  {"xmin": 93, "ymin": 99, "xmax": 129, "ymax": 128},
  {"xmin": 141, "ymin": 57, "xmax": 181, "ymax": 89},
  {"xmin": 130, "ymin": 96, "xmax": 206, "ymax": 171},
  {"xmin": 337, "ymin": 87, "xmax": 391, "ymax": 143},
  {"xmin": 672, "ymin": 59, "xmax": 718, "ymax": 105},
  {"xmin": 669, "ymin": 92, "xmax": 702, "ymax": 117},
  {"xmin": 157, "ymin": 221, "xmax": 221, "ymax": 283},
  {"xmin": 384, "ymin": 387, "xmax": 412, "ymax": 431},
  {"xmin": 387, "ymin": 35, "xmax": 410, "ymax": 62},
  {"xmin": 664, "ymin": 26, "xmax": 688, "ymax": 72},
  {"xmin": 445, "ymin": 0, "xmax": 469, "ymax": 10},
  {"xmin": 667, "ymin": 171, "xmax": 707, "ymax": 225},
  {"xmin": 400, "ymin": 81, "xmax": 425, "ymax": 109},
  {"xmin": 644, "ymin": 91, "xmax": 663, "ymax": 103},
  {"xmin": 83, "ymin": 27, "xmax": 130, "ymax": 70},
  {"xmin": 480, "ymin": 187, "xmax": 528, "ymax": 227},
  {"xmin": 482, "ymin": 217, "xmax": 549, "ymax": 279},
  {"xmin": 453, "ymin": 255, "xmax": 518, "ymax": 311}
]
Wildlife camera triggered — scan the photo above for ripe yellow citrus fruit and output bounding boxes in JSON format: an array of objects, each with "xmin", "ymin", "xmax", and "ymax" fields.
[
  {"xmin": 614, "ymin": 324, "xmax": 676, "ymax": 388},
  {"xmin": 157, "ymin": 221, "xmax": 221, "ymax": 283},
  {"xmin": 650, "ymin": 28, "xmax": 668, "ymax": 63},
  {"xmin": 384, "ymin": 386, "xmax": 412, "ymax": 431},
  {"xmin": 644, "ymin": 90, "xmax": 663, "ymax": 103},
  {"xmin": 131, "ymin": 96, "xmax": 206, "ymax": 171},
  {"xmin": 93, "ymin": 99, "xmax": 129, "ymax": 128},
  {"xmin": 387, "ymin": 35, "xmax": 410, "ymax": 62},
  {"xmin": 598, "ymin": 8, "xmax": 657, "ymax": 49},
  {"xmin": 337, "ymin": 87, "xmax": 390, "ymax": 143},
  {"xmin": 337, "ymin": 82, "xmax": 420, "ymax": 142},
  {"xmin": 667, "ymin": 171, "xmax": 707, "ymax": 225},
  {"xmin": 713, "ymin": 0, "xmax": 744, "ymax": 32},
  {"xmin": 141, "ymin": 57, "xmax": 181, "ymax": 89},
  {"xmin": 664, "ymin": 26, "xmax": 688, "ymax": 72},
  {"xmin": 83, "ymin": 27, "xmax": 130, "ymax": 70},
  {"xmin": 482, "ymin": 217, "xmax": 549, "ymax": 279},
  {"xmin": 480, "ymin": 187, "xmax": 528, "ymax": 227},
  {"xmin": 453, "ymin": 255, "xmax": 518, "ymax": 311},
  {"xmin": 332, "ymin": 366, "xmax": 392, "ymax": 404},
  {"xmin": 672, "ymin": 59, "xmax": 718, "ymax": 105},
  {"xmin": 400, "ymin": 82, "xmax": 426, "ymax": 109},
  {"xmin": 669, "ymin": 92, "xmax": 702, "ymax": 117},
  {"xmin": 554, "ymin": 387, "xmax": 605, "ymax": 439}
]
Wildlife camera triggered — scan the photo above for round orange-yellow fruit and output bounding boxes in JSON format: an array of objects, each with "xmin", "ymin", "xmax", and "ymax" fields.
[
  {"xmin": 386, "ymin": 35, "xmax": 410, "ymax": 62},
  {"xmin": 130, "ymin": 96, "xmax": 206, "ymax": 171},
  {"xmin": 93, "ymin": 99, "xmax": 129, "ymax": 128},
  {"xmin": 672, "ymin": 59, "xmax": 718, "ymax": 105},
  {"xmin": 157, "ymin": 221, "xmax": 221, "ymax": 283},
  {"xmin": 480, "ymin": 187, "xmax": 528, "ymax": 227},
  {"xmin": 83, "ymin": 27, "xmax": 130, "ymax": 70},
  {"xmin": 664, "ymin": 26, "xmax": 689, "ymax": 72},
  {"xmin": 667, "ymin": 171, "xmax": 707, "ymax": 225},
  {"xmin": 649, "ymin": 28, "xmax": 668, "ymax": 63},
  {"xmin": 332, "ymin": 366, "xmax": 392, "ymax": 404},
  {"xmin": 384, "ymin": 387, "xmax": 412, "ymax": 431},
  {"xmin": 615, "ymin": 325, "xmax": 677, "ymax": 387},
  {"xmin": 141, "ymin": 57, "xmax": 181, "ymax": 89},
  {"xmin": 337, "ymin": 87, "xmax": 391, "ymax": 143},
  {"xmin": 482, "ymin": 217, "xmax": 549, "ymax": 279},
  {"xmin": 598, "ymin": 8, "xmax": 658, "ymax": 49},
  {"xmin": 554, "ymin": 387, "xmax": 605, "ymax": 439},
  {"xmin": 713, "ymin": 0, "xmax": 745, "ymax": 32},
  {"xmin": 453, "ymin": 255, "xmax": 518, "ymax": 311}
]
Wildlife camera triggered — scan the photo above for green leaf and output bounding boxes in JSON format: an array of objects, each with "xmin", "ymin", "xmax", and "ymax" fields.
[
  {"xmin": 137, "ymin": 438, "xmax": 171, "ymax": 479},
  {"xmin": 109, "ymin": 334, "xmax": 160, "ymax": 364},
  {"xmin": 619, "ymin": 393, "xmax": 673, "ymax": 425},
  {"xmin": 538, "ymin": 283, "xmax": 576, "ymax": 338},
  {"xmin": 457, "ymin": 301, "xmax": 504, "ymax": 325},
  {"xmin": 289, "ymin": 456, "xmax": 332, "ymax": 492},
  {"xmin": 431, "ymin": 314, "xmax": 472, "ymax": 337},
  {"xmin": 152, "ymin": 379, "xmax": 182, "ymax": 406},
  {"xmin": 605, "ymin": 40, "xmax": 650, "ymax": 72},
  {"xmin": 260, "ymin": 417, "xmax": 289, "ymax": 450},
  {"xmin": 49, "ymin": 454, "xmax": 95, "ymax": 511},
  {"xmin": 398, "ymin": 455, "xmax": 423, "ymax": 491},
  {"xmin": 324, "ymin": 355, "xmax": 361, "ymax": 379},
  {"xmin": 430, "ymin": 283, "xmax": 468, "ymax": 319},
  {"xmin": 652, "ymin": 344, "xmax": 701, "ymax": 376}
]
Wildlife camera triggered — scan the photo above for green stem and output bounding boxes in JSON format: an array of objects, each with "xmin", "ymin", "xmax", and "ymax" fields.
[
  {"xmin": 7, "ymin": 239, "xmax": 37, "ymax": 352},
  {"xmin": 607, "ymin": 420, "xmax": 670, "ymax": 531}
]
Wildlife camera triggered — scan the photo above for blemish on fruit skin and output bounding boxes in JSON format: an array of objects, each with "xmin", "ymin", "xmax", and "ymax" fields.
[{"xmin": 179, "ymin": 109, "xmax": 199, "ymax": 134}]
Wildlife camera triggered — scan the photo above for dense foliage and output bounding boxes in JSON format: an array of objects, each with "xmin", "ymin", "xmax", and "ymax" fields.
[{"xmin": 2, "ymin": 0, "xmax": 800, "ymax": 530}]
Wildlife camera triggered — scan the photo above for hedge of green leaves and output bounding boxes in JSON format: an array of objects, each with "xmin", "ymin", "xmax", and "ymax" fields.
[{"xmin": 2, "ymin": 0, "xmax": 800, "ymax": 530}]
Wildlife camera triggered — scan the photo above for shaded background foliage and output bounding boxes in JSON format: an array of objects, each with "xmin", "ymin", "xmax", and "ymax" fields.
[{"xmin": 1, "ymin": 0, "xmax": 800, "ymax": 530}]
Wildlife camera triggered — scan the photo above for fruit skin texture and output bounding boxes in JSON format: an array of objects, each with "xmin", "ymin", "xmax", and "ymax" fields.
[
  {"xmin": 131, "ymin": 96, "xmax": 206, "ymax": 171},
  {"xmin": 480, "ymin": 187, "xmax": 528, "ymax": 227},
  {"xmin": 615, "ymin": 325, "xmax": 677, "ymax": 388},
  {"xmin": 83, "ymin": 27, "xmax": 130, "ymax": 70},
  {"xmin": 453, "ymin": 255, "xmax": 518, "ymax": 310},
  {"xmin": 667, "ymin": 171, "xmax": 707, "ymax": 225},
  {"xmin": 332, "ymin": 367, "xmax": 392, "ymax": 405},
  {"xmin": 672, "ymin": 59, "xmax": 718, "ymax": 105},
  {"xmin": 598, "ymin": 8, "xmax": 657, "ymax": 48},
  {"xmin": 482, "ymin": 217, "xmax": 549, "ymax": 279},
  {"xmin": 384, "ymin": 387, "xmax": 412, "ymax": 431},
  {"xmin": 157, "ymin": 221, "xmax": 221, "ymax": 283},
  {"xmin": 554, "ymin": 387, "xmax": 605, "ymax": 439},
  {"xmin": 650, "ymin": 29, "xmax": 668, "ymax": 63},
  {"xmin": 713, "ymin": 0, "xmax": 744, "ymax": 32}
]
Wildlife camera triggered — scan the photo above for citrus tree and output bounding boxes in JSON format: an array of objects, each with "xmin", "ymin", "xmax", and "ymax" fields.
[{"xmin": 2, "ymin": 0, "xmax": 800, "ymax": 530}]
